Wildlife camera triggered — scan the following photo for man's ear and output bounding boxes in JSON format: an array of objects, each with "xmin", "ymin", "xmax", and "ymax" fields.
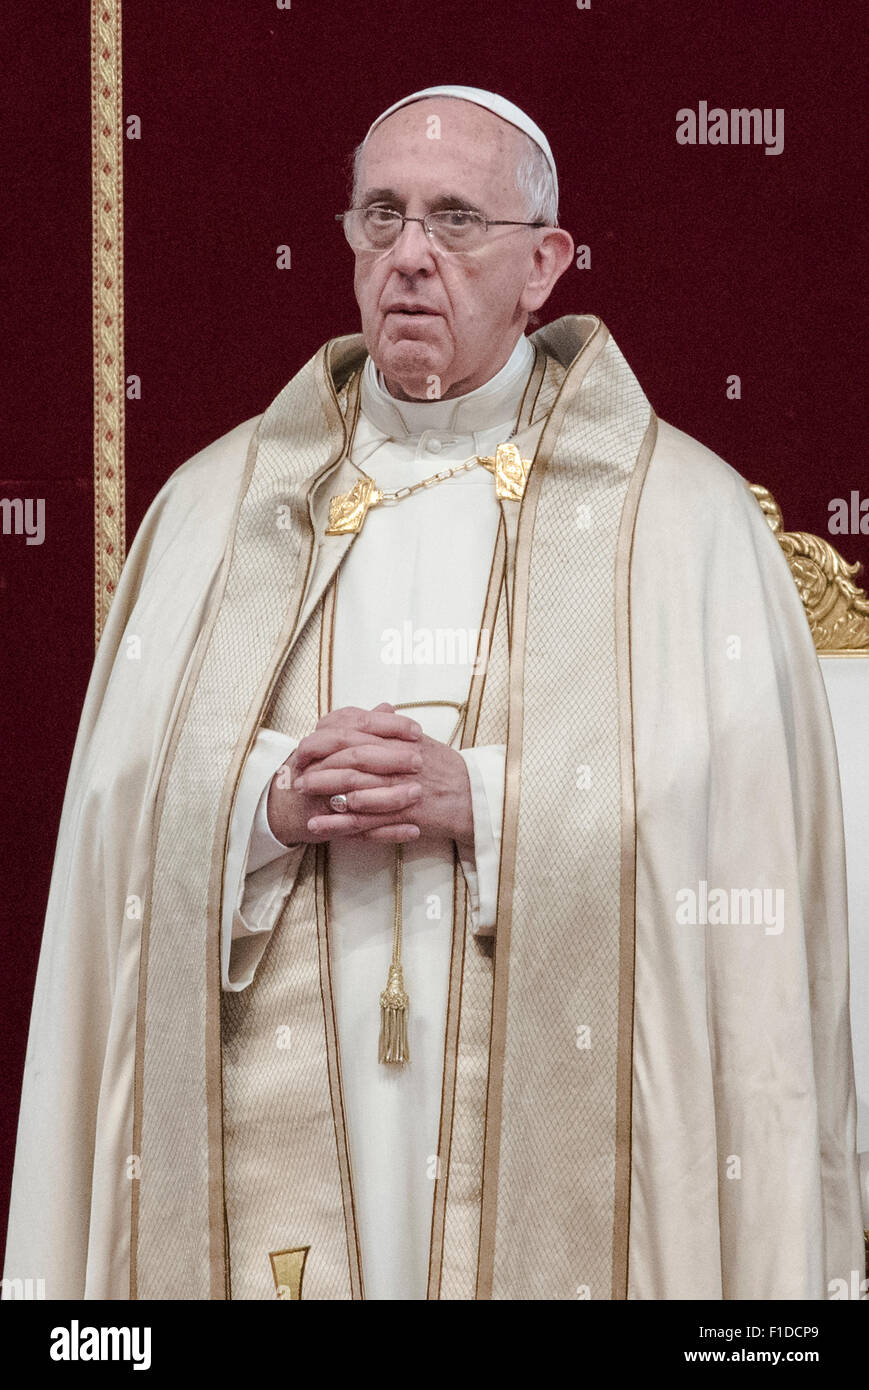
[{"xmin": 520, "ymin": 228, "xmax": 575, "ymax": 313}]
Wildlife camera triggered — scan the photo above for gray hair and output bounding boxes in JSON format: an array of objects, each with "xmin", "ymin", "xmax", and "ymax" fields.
[{"xmin": 349, "ymin": 128, "xmax": 559, "ymax": 225}]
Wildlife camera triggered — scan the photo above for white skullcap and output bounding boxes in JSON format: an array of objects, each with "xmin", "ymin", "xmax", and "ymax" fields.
[{"xmin": 364, "ymin": 84, "xmax": 558, "ymax": 208}]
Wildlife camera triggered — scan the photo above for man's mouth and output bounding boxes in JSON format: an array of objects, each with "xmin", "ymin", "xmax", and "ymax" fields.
[{"xmin": 385, "ymin": 305, "xmax": 440, "ymax": 317}]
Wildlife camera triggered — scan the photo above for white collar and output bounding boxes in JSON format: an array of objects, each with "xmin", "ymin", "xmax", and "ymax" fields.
[{"xmin": 360, "ymin": 334, "xmax": 534, "ymax": 438}]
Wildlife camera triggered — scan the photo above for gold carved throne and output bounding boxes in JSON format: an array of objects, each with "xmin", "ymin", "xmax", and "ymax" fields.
[{"xmin": 749, "ymin": 484, "xmax": 869, "ymax": 656}]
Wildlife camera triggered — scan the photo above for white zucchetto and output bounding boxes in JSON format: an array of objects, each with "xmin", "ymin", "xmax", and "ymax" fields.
[{"xmin": 363, "ymin": 84, "xmax": 558, "ymax": 208}]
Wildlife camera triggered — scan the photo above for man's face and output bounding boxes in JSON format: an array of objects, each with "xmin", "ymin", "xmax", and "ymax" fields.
[{"xmin": 351, "ymin": 100, "xmax": 557, "ymax": 400}]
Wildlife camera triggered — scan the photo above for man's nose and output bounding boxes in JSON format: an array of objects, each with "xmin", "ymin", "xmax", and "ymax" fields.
[{"xmin": 388, "ymin": 218, "xmax": 437, "ymax": 274}]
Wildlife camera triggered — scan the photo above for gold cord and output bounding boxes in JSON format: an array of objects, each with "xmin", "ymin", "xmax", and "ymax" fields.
[{"xmin": 377, "ymin": 700, "xmax": 468, "ymax": 1065}]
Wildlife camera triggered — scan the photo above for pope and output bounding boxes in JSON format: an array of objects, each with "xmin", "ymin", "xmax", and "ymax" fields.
[{"xmin": 3, "ymin": 85, "xmax": 864, "ymax": 1301}]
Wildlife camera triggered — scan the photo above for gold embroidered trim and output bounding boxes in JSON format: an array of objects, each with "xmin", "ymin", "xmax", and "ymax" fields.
[{"xmin": 91, "ymin": 0, "xmax": 126, "ymax": 644}]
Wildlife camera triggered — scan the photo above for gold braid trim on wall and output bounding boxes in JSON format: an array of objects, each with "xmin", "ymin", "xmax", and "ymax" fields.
[
  {"xmin": 91, "ymin": 0, "xmax": 125, "ymax": 645},
  {"xmin": 750, "ymin": 485, "xmax": 869, "ymax": 657}
]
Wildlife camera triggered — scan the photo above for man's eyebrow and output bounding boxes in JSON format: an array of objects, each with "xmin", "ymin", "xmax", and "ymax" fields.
[
  {"xmin": 427, "ymin": 192, "xmax": 486, "ymax": 214},
  {"xmin": 359, "ymin": 188, "xmax": 404, "ymax": 208},
  {"xmin": 358, "ymin": 188, "xmax": 485, "ymax": 214}
]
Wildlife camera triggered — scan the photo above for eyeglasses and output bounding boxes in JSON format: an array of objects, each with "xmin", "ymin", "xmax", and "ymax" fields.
[{"xmin": 336, "ymin": 206, "xmax": 547, "ymax": 253}]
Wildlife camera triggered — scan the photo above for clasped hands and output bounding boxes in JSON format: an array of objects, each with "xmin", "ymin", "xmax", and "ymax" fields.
[{"xmin": 266, "ymin": 702, "xmax": 474, "ymax": 848}]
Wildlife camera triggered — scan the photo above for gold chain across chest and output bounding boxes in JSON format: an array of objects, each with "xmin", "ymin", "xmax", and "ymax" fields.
[{"xmin": 326, "ymin": 441, "xmax": 533, "ymax": 535}]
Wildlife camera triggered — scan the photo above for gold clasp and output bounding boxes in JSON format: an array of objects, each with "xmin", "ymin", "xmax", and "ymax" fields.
[
  {"xmin": 476, "ymin": 442, "xmax": 531, "ymax": 501},
  {"xmin": 325, "ymin": 478, "xmax": 382, "ymax": 534}
]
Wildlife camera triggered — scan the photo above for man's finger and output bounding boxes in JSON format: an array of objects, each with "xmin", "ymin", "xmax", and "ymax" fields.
[
  {"xmin": 306, "ymin": 806, "xmax": 420, "ymax": 838},
  {"xmin": 340, "ymin": 783, "xmax": 422, "ymax": 815},
  {"xmin": 317, "ymin": 705, "xmax": 420, "ymax": 737},
  {"xmin": 293, "ymin": 727, "xmax": 378, "ymax": 771},
  {"xmin": 356, "ymin": 824, "xmax": 421, "ymax": 843},
  {"xmin": 293, "ymin": 720, "xmax": 420, "ymax": 773},
  {"xmin": 295, "ymin": 743, "xmax": 424, "ymax": 785},
  {"xmin": 291, "ymin": 769, "xmax": 406, "ymax": 795},
  {"xmin": 350, "ymin": 710, "xmax": 423, "ymax": 742}
]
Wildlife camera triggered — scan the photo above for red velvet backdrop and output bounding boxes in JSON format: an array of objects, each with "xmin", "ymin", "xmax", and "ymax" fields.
[{"xmin": 1, "ymin": 0, "xmax": 865, "ymax": 1266}]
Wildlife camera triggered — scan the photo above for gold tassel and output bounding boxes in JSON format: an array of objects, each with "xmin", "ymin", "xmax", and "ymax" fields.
[
  {"xmin": 379, "ymin": 962, "xmax": 409, "ymax": 1064},
  {"xmin": 379, "ymin": 844, "xmax": 409, "ymax": 1064},
  {"xmin": 374, "ymin": 703, "xmax": 468, "ymax": 1065}
]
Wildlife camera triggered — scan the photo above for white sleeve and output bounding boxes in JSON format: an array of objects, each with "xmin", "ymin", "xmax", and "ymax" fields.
[
  {"xmin": 222, "ymin": 727, "xmax": 307, "ymax": 993},
  {"xmin": 456, "ymin": 744, "xmax": 506, "ymax": 937}
]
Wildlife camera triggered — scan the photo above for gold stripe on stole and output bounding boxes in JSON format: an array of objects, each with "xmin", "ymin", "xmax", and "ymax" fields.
[
  {"xmin": 219, "ymin": 376, "xmax": 366, "ymax": 1301},
  {"xmin": 475, "ymin": 320, "xmax": 654, "ymax": 1301},
  {"xmin": 427, "ymin": 350, "xmax": 551, "ymax": 1299},
  {"xmin": 476, "ymin": 323, "xmax": 610, "ymax": 1300}
]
